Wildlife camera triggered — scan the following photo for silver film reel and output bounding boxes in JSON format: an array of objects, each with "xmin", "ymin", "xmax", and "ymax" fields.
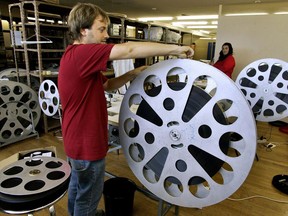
[
  {"xmin": 235, "ymin": 58, "xmax": 288, "ymax": 122},
  {"xmin": 0, "ymin": 68, "xmax": 40, "ymax": 92},
  {"xmin": 0, "ymin": 157, "xmax": 70, "ymax": 213},
  {"xmin": 38, "ymin": 80, "xmax": 60, "ymax": 116},
  {"xmin": 119, "ymin": 59, "xmax": 257, "ymax": 208},
  {"xmin": 0, "ymin": 80, "xmax": 41, "ymax": 145},
  {"xmin": 0, "ymin": 68, "xmax": 26, "ymax": 79}
]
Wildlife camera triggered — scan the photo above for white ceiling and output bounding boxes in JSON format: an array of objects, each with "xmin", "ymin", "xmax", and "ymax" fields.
[
  {"xmin": 58, "ymin": 0, "xmax": 287, "ymax": 37},
  {"xmin": 2, "ymin": 0, "xmax": 287, "ymax": 37},
  {"xmin": 59, "ymin": 0, "xmax": 287, "ymax": 18}
]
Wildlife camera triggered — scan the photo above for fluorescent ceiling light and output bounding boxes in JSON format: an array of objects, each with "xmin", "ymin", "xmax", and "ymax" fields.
[
  {"xmin": 177, "ymin": 15, "xmax": 218, "ymax": 20},
  {"xmin": 138, "ymin": 17, "xmax": 173, "ymax": 22},
  {"xmin": 46, "ymin": 19, "xmax": 55, "ymax": 23},
  {"xmin": 172, "ymin": 21, "xmax": 208, "ymax": 25},
  {"xmin": 126, "ymin": 26, "xmax": 135, "ymax": 29},
  {"xmin": 187, "ymin": 25, "xmax": 217, "ymax": 29},
  {"xmin": 27, "ymin": 16, "xmax": 45, "ymax": 22},
  {"xmin": 199, "ymin": 30, "xmax": 210, "ymax": 34},
  {"xmin": 274, "ymin": 12, "xmax": 288, "ymax": 15},
  {"xmin": 211, "ymin": 21, "xmax": 218, "ymax": 25},
  {"xmin": 171, "ymin": 24, "xmax": 185, "ymax": 28},
  {"xmin": 200, "ymin": 37, "xmax": 216, "ymax": 40},
  {"xmin": 225, "ymin": 12, "xmax": 268, "ymax": 16}
]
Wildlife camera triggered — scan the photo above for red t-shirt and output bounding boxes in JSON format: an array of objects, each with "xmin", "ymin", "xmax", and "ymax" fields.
[
  {"xmin": 58, "ymin": 43, "xmax": 114, "ymax": 160},
  {"xmin": 213, "ymin": 55, "xmax": 235, "ymax": 78}
]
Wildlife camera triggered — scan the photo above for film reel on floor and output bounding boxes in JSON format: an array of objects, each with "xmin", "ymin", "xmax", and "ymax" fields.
[
  {"xmin": 119, "ymin": 59, "xmax": 257, "ymax": 208},
  {"xmin": 38, "ymin": 80, "xmax": 60, "ymax": 116},
  {"xmin": 0, "ymin": 157, "xmax": 70, "ymax": 213},
  {"xmin": 235, "ymin": 58, "xmax": 288, "ymax": 122},
  {"xmin": 0, "ymin": 80, "xmax": 41, "ymax": 145}
]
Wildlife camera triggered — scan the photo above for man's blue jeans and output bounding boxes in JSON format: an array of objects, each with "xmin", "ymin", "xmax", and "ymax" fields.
[{"xmin": 67, "ymin": 157, "xmax": 105, "ymax": 216}]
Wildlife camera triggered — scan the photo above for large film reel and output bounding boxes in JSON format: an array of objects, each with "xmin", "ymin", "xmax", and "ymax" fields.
[
  {"xmin": 0, "ymin": 157, "xmax": 70, "ymax": 213},
  {"xmin": 0, "ymin": 68, "xmax": 40, "ymax": 92},
  {"xmin": 0, "ymin": 68, "xmax": 26, "ymax": 79},
  {"xmin": 38, "ymin": 80, "xmax": 60, "ymax": 117},
  {"xmin": 0, "ymin": 80, "xmax": 41, "ymax": 145},
  {"xmin": 235, "ymin": 58, "xmax": 288, "ymax": 122},
  {"xmin": 119, "ymin": 59, "xmax": 257, "ymax": 208}
]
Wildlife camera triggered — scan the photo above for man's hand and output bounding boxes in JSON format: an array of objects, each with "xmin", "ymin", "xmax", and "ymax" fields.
[{"xmin": 178, "ymin": 46, "xmax": 194, "ymax": 59}]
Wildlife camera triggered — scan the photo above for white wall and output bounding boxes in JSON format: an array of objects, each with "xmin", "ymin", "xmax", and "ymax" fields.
[
  {"xmin": 215, "ymin": 14, "xmax": 288, "ymax": 80},
  {"xmin": 193, "ymin": 39, "xmax": 214, "ymax": 61}
]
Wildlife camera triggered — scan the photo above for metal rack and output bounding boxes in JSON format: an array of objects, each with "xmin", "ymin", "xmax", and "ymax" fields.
[{"xmin": 8, "ymin": 1, "xmax": 71, "ymax": 133}]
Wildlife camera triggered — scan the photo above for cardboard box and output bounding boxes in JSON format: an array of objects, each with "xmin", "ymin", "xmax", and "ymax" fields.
[{"xmin": 0, "ymin": 146, "xmax": 57, "ymax": 170}]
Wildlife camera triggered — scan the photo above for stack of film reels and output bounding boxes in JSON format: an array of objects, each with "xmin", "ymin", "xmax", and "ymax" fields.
[{"xmin": 0, "ymin": 152, "xmax": 71, "ymax": 214}]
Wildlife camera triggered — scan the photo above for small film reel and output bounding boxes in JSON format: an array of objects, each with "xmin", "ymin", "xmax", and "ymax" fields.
[{"xmin": 38, "ymin": 80, "xmax": 60, "ymax": 116}]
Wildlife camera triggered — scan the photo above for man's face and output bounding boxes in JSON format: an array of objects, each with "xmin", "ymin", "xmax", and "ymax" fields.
[
  {"xmin": 81, "ymin": 16, "xmax": 109, "ymax": 44},
  {"xmin": 222, "ymin": 45, "xmax": 229, "ymax": 55}
]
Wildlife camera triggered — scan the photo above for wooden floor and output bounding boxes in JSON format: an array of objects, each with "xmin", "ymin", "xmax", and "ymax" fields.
[{"xmin": 0, "ymin": 121, "xmax": 288, "ymax": 216}]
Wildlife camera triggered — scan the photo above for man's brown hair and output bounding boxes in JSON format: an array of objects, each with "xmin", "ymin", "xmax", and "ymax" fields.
[{"xmin": 68, "ymin": 3, "xmax": 110, "ymax": 41}]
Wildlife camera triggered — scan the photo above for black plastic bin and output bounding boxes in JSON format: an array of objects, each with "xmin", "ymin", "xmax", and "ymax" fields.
[{"xmin": 103, "ymin": 177, "xmax": 137, "ymax": 216}]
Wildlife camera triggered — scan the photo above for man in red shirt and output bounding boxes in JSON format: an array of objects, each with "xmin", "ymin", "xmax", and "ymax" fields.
[{"xmin": 58, "ymin": 3, "xmax": 193, "ymax": 216}]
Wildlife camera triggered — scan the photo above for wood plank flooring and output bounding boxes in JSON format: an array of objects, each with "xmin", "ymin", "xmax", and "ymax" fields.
[{"xmin": 0, "ymin": 121, "xmax": 288, "ymax": 216}]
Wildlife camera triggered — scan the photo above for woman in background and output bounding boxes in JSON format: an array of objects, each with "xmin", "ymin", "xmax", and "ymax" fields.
[{"xmin": 212, "ymin": 42, "xmax": 235, "ymax": 78}]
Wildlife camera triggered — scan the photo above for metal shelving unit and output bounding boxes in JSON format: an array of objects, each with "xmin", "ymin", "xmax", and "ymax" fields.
[{"xmin": 8, "ymin": 0, "xmax": 71, "ymax": 133}]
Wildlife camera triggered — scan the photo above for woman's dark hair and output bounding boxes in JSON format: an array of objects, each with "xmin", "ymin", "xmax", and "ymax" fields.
[{"xmin": 218, "ymin": 42, "xmax": 233, "ymax": 61}]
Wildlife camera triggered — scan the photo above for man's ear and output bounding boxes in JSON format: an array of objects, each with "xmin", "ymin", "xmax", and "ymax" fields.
[{"xmin": 80, "ymin": 28, "xmax": 87, "ymax": 37}]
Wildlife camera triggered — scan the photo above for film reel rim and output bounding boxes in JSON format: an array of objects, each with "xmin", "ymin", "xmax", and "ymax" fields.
[{"xmin": 119, "ymin": 59, "xmax": 257, "ymax": 208}]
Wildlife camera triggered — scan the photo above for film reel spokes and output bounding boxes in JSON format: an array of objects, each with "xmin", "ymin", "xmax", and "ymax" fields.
[{"xmin": 119, "ymin": 59, "xmax": 257, "ymax": 208}]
